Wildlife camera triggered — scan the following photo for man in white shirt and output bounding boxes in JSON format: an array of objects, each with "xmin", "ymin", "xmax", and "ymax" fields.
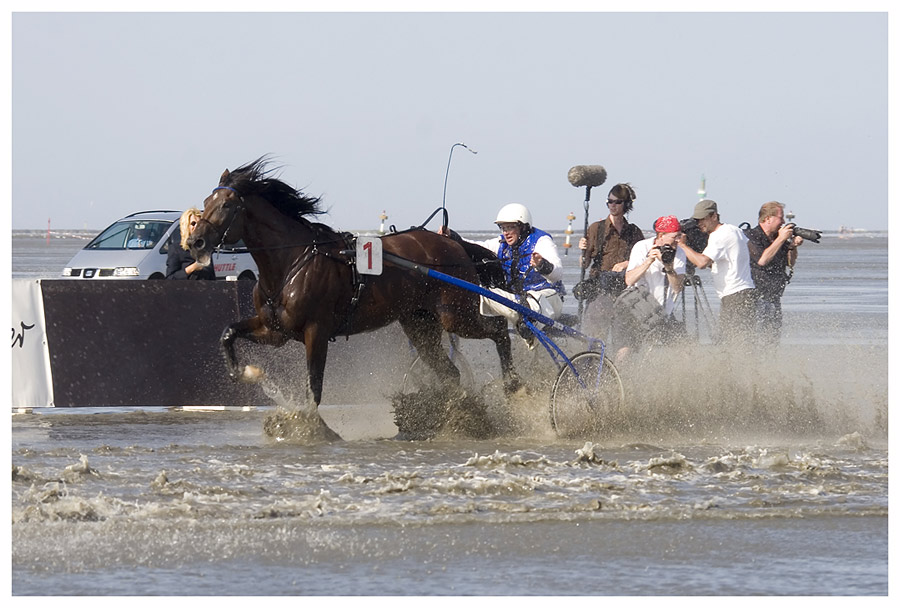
[
  {"xmin": 625, "ymin": 215, "xmax": 686, "ymax": 315},
  {"xmin": 678, "ymin": 199, "xmax": 756, "ymax": 344},
  {"xmin": 612, "ymin": 216, "xmax": 686, "ymax": 360}
]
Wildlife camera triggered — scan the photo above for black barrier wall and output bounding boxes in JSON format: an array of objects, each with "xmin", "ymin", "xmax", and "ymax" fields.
[{"xmin": 40, "ymin": 280, "xmax": 264, "ymax": 407}]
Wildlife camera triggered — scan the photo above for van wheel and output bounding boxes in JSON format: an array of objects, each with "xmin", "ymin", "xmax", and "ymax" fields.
[
  {"xmin": 238, "ymin": 271, "xmax": 256, "ymax": 281},
  {"xmin": 148, "ymin": 273, "xmax": 164, "ymax": 280}
]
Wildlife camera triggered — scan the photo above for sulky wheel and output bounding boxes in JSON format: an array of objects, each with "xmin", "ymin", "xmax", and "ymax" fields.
[{"xmin": 549, "ymin": 351, "xmax": 624, "ymax": 437}]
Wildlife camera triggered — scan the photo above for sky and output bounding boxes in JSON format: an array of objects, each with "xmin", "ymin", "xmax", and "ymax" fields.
[{"xmin": 7, "ymin": 6, "xmax": 893, "ymax": 234}]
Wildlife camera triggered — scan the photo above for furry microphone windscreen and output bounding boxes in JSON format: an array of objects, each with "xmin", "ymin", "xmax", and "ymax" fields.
[{"xmin": 567, "ymin": 165, "xmax": 608, "ymax": 188}]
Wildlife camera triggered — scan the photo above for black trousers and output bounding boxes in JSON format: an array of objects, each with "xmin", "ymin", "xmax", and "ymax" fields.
[{"xmin": 717, "ymin": 288, "xmax": 757, "ymax": 345}]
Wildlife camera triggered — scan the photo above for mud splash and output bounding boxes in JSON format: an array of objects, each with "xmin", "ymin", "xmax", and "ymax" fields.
[
  {"xmin": 391, "ymin": 387, "xmax": 497, "ymax": 440},
  {"xmin": 259, "ymin": 379, "xmax": 342, "ymax": 443},
  {"xmin": 387, "ymin": 338, "xmax": 887, "ymax": 444},
  {"xmin": 262, "ymin": 408, "xmax": 343, "ymax": 443},
  {"xmin": 586, "ymin": 341, "xmax": 883, "ymax": 443}
]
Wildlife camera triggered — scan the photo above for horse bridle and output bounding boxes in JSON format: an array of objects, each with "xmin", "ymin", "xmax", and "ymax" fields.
[{"xmin": 195, "ymin": 186, "xmax": 245, "ymax": 250}]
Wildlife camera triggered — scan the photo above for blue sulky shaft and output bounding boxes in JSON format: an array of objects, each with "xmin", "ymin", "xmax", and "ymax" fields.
[
  {"xmin": 384, "ymin": 253, "xmax": 552, "ymax": 323},
  {"xmin": 382, "ymin": 252, "xmax": 604, "ymax": 363}
]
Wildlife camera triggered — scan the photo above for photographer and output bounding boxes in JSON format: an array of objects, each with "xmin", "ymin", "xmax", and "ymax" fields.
[
  {"xmin": 746, "ymin": 201, "xmax": 803, "ymax": 346},
  {"xmin": 611, "ymin": 216, "xmax": 686, "ymax": 362},
  {"xmin": 678, "ymin": 200, "xmax": 756, "ymax": 345}
]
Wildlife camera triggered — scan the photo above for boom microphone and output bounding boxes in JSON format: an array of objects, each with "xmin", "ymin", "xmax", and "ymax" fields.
[
  {"xmin": 567, "ymin": 165, "xmax": 608, "ymax": 188},
  {"xmin": 569, "ymin": 164, "xmax": 607, "ymax": 320}
]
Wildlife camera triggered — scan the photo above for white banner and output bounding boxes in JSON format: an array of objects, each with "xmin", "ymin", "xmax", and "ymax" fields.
[{"xmin": 11, "ymin": 280, "xmax": 54, "ymax": 408}]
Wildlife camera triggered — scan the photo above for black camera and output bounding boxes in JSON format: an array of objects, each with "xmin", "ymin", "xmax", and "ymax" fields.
[
  {"xmin": 785, "ymin": 224, "xmax": 821, "ymax": 243},
  {"xmin": 679, "ymin": 217, "xmax": 708, "ymax": 253},
  {"xmin": 657, "ymin": 244, "xmax": 677, "ymax": 265}
]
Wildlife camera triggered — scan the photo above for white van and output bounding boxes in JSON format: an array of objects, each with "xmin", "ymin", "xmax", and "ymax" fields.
[{"xmin": 61, "ymin": 210, "xmax": 258, "ymax": 281}]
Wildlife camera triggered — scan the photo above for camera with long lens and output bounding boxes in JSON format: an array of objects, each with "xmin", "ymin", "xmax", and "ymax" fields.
[
  {"xmin": 657, "ymin": 244, "xmax": 677, "ymax": 265},
  {"xmin": 785, "ymin": 223, "xmax": 821, "ymax": 243},
  {"xmin": 679, "ymin": 217, "xmax": 708, "ymax": 252}
]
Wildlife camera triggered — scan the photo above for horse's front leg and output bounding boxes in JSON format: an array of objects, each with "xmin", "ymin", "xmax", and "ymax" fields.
[
  {"xmin": 296, "ymin": 325, "xmax": 342, "ymax": 441},
  {"xmin": 221, "ymin": 316, "xmax": 286, "ymax": 383},
  {"xmin": 303, "ymin": 325, "xmax": 331, "ymax": 407}
]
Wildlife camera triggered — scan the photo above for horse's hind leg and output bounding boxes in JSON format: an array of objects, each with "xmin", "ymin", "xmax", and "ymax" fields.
[
  {"xmin": 449, "ymin": 311, "xmax": 521, "ymax": 394},
  {"xmin": 487, "ymin": 316, "xmax": 522, "ymax": 393},
  {"xmin": 400, "ymin": 311, "xmax": 461, "ymax": 390}
]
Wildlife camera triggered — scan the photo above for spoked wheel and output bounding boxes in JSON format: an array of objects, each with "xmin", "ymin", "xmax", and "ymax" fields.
[
  {"xmin": 400, "ymin": 340, "xmax": 476, "ymax": 395},
  {"xmin": 549, "ymin": 351, "xmax": 625, "ymax": 437}
]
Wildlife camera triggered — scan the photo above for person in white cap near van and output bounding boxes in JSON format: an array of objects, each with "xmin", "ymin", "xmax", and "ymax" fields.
[
  {"xmin": 439, "ymin": 203, "xmax": 564, "ymax": 346},
  {"xmin": 678, "ymin": 199, "xmax": 756, "ymax": 344}
]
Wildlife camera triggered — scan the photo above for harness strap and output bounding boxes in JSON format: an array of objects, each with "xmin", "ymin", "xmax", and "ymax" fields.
[{"xmin": 328, "ymin": 233, "xmax": 366, "ymax": 341}]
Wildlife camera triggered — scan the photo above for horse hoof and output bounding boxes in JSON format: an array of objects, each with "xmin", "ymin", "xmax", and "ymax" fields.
[{"xmin": 240, "ymin": 365, "xmax": 266, "ymax": 383}]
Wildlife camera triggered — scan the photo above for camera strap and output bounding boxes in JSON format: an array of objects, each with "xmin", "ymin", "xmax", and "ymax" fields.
[{"xmin": 784, "ymin": 243, "xmax": 795, "ymax": 285}]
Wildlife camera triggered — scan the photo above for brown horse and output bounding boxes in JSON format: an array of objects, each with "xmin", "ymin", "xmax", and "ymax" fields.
[{"xmin": 188, "ymin": 158, "xmax": 518, "ymax": 426}]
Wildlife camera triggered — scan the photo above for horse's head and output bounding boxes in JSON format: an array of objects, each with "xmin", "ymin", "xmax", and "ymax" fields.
[{"xmin": 189, "ymin": 169, "xmax": 247, "ymax": 266}]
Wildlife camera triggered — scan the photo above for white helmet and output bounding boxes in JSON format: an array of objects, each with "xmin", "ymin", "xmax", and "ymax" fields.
[{"xmin": 495, "ymin": 203, "xmax": 532, "ymax": 226}]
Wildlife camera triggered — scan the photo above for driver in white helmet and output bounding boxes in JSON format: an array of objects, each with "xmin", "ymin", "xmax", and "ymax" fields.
[{"xmin": 439, "ymin": 203, "xmax": 565, "ymax": 346}]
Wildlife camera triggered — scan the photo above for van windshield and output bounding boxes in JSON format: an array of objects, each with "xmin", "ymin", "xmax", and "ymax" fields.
[{"xmin": 85, "ymin": 221, "xmax": 173, "ymax": 250}]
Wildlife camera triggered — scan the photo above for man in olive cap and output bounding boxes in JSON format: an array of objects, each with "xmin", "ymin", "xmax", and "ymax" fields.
[{"xmin": 678, "ymin": 199, "xmax": 756, "ymax": 344}]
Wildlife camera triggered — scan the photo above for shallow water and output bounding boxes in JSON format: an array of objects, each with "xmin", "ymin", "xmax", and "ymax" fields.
[
  {"xmin": 9, "ymin": 232, "xmax": 890, "ymax": 595},
  {"xmin": 10, "ymin": 404, "xmax": 888, "ymax": 595}
]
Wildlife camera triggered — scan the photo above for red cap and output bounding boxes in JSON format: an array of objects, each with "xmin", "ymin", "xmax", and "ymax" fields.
[{"xmin": 654, "ymin": 216, "xmax": 681, "ymax": 233}]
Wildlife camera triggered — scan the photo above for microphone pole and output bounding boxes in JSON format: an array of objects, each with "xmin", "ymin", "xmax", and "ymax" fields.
[
  {"xmin": 578, "ymin": 186, "xmax": 592, "ymax": 319},
  {"xmin": 567, "ymin": 164, "xmax": 607, "ymax": 321},
  {"xmin": 442, "ymin": 142, "xmax": 477, "ymax": 231}
]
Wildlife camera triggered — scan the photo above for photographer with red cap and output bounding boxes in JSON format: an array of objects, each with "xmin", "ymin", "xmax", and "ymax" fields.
[{"xmin": 610, "ymin": 215, "xmax": 687, "ymax": 363}]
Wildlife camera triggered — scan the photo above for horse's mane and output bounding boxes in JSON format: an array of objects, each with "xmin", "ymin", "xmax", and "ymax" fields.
[{"xmin": 222, "ymin": 156, "xmax": 326, "ymax": 223}]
